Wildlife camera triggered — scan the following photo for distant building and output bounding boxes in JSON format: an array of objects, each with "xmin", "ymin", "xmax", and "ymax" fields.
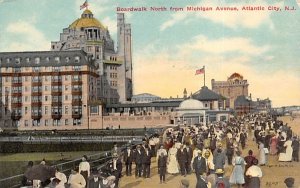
[
  {"xmin": 131, "ymin": 93, "xmax": 161, "ymax": 103},
  {"xmin": 234, "ymin": 96, "xmax": 272, "ymax": 116},
  {"xmin": 0, "ymin": 50, "xmax": 98, "ymax": 130},
  {"xmin": 234, "ymin": 95, "xmax": 253, "ymax": 116},
  {"xmin": 212, "ymin": 73, "xmax": 249, "ymax": 109},
  {"xmin": 252, "ymin": 98, "xmax": 272, "ymax": 114}
]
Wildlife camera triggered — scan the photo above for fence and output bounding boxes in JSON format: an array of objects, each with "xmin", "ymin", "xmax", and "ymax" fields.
[{"xmin": 0, "ymin": 142, "xmax": 142, "ymax": 188}]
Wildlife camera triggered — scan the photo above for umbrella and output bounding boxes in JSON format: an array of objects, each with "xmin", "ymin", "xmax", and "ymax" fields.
[{"xmin": 25, "ymin": 164, "xmax": 56, "ymax": 182}]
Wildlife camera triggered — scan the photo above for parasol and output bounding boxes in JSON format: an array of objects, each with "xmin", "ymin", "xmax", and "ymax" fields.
[{"xmin": 24, "ymin": 164, "xmax": 56, "ymax": 182}]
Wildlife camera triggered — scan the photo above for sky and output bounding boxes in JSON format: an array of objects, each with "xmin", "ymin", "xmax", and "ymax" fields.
[{"xmin": 0, "ymin": 0, "xmax": 299, "ymax": 107}]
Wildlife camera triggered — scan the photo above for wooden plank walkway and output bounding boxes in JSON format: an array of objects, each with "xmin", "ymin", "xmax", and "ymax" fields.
[{"xmin": 119, "ymin": 117, "xmax": 300, "ymax": 188}]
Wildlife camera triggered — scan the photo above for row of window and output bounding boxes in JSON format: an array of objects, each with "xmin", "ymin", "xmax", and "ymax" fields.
[
  {"xmin": 22, "ymin": 119, "xmax": 82, "ymax": 127},
  {"xmin": 2, "ymin": 66, "xmax": 82, "ymax": 74},
  {"xmin": 5, "ymin": 85, "xmax": 82, "ymax": 93},
  {"xmin": 3, "ymin": 94, "xmax": 81, "ymax": 103},
  {"xmin": 4, "ymin": 74, "xmax": 82, "ymax": 83},
  {"xmin": 11, "ymin": 105, "xmax": 82, "ymax": 115},
  {"xmin": 0, "ymin": 56, "xmax": 81, "ymax": 65}
]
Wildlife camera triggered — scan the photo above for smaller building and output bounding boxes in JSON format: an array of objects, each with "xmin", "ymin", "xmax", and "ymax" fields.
[
  {"xmin": 192, "ymin": 86, "xmax": 227, "ymax": 110},
  {"xmin": 234, "ymin": 95, "xmax": 253, "ymax": 116},
  {"xmin": 131, "ymin": 93, "xmax": 161, "ymax": 103}
]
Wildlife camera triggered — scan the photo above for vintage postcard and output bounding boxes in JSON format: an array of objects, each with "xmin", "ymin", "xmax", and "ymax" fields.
[{"xmin": 0, "ymin": 0, "xmax": 299, "ymax": 187}]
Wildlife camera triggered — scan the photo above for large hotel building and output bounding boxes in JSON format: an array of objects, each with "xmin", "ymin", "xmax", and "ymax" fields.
[
  {"xmin": 0, "ymin": 10, "xmax": 132, "ymax": 130},
  {"xmin": 211, "ymin": 73, "xmax": 249, "ymax": 109}
]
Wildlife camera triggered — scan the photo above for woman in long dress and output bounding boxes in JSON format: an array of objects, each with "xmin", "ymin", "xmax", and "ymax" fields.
[
  {"xmin": 269, "ymin": 134, "xmax": 278, "ymax": 155},
  {"xmin": 258, "ymin": 142, "xmax": 266, "ymax": 165},
  {"xmin": 167, "ymin": 145, "xmax": 179, "ymax": 174},
  {"xmin": 279, "ymin": 138, "xmax": 293, "ymax": 162},
  {"xmin": 229, "ymin": 151, "xmax": 245, "ymax": 188}
]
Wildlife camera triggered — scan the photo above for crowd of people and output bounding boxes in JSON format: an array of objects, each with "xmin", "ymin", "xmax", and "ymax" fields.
[{"xmin": 20, "ymin": 113, "xmax": 299, "ymax": 188}]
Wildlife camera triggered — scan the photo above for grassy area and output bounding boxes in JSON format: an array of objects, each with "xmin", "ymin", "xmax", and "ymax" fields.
[
  {"xmin": 0, "ymin": 151, "xmax": 99, "ymax": 162},
  {"xmin": 0, "ymin": 151, "xmax": 100, "ymax": 179}
]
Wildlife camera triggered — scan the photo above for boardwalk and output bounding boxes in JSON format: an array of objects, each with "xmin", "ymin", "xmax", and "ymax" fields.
[{"xmin": 119, "ymin": 116, "xmax": 300, "ymax": 188}]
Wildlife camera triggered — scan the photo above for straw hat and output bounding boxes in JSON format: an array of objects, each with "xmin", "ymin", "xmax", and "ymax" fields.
[{"xmin": 215, "ymin": 169, "xmax": 224, "ymax": 174}]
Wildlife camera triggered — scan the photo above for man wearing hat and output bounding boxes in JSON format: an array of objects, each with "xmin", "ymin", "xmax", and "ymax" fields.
[
  {"xmin": 193, "ymin": 151, "xmax": 207, "ymax": 181},
  {"xmin": 88, "ymin": 169, "xmax": 104, "ymax": 188},
  {"xmin": 123, "ymin": 146, "xmax": 133, "ymax": 176},
  {"xmin": 177, "ymin": 144, "xmax": 188, "ymax": 177},
  {"xmin": 142, "ymin": 146, "xmax": 152, "ymax": 178},
  {"xmin": 215, "ymin": 169, "xmax": 230, "ymax": 188},
  {"xmin": 284, "ymin": 177, "xmax": 295, "ymax": 188},
  {"xmin": 108, "ymin": 153, "xmax": 122, "ymax": 188},
  {"xmin": 134, "ymin": 145, "xmax": 144, "ymax": 178}
]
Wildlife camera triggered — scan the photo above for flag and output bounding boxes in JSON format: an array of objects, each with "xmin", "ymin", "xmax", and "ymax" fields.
[
  {"xmin": 80, "ymin": 0, "xmax": 88, "ymax": 10},
  {"xmin": 195, "ymin": 67, "xmax": 205, "ymax": 75}
]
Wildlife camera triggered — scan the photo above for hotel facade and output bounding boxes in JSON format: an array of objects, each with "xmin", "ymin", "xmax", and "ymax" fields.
[
  {"xmin": 0, "ymin": 10, "xmax": 133, "ymax": 130},
  {"xmin": 0, "ymin": 51, "xmax": 98, "ymax": 129}
]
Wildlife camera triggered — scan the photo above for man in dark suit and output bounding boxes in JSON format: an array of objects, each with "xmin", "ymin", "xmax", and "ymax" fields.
[
  {"xmin": 134, "ymin": 145, "xmax": 144, "ymax": 177},
  {"xmin": 123, "ymin": 146, "xmax": 133, "ymax": 176},
  {"xmin": 109, "ymin": 153, "xmax": 122, "ymax": 188},
  {"xmin": 193, "ymin": 150, "xmax": 206, "ymax": 181},
  {"xmin": 157, "ymin": 152, "xmax": 167, "ymax": 184},
  {"xmin": 177, "ymin": 144, "xmax": 188, "ymax": 176},
  {"xmin": 185, "ymin": 143, "xmax": 193, "ymax": 174},
  {"xmin": 292, "ymin": 136, "xmax": 299, "ymax": 162},
  {"xmin": 142, "ymin": 147, "xmax": 152, "ymax": 178},
  {"xmin": 88, "ymin": 169, "xmax": 104, "ymax": 188}
]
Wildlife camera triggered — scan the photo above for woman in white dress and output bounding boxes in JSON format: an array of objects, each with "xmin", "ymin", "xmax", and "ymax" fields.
[
  {"xmin": 258, "ymin": 141, "xmax": 266, "ymax": 165},
  {"xmin": 167, "ymin": 145, "xmax": 179, "ymax": 174},
  {"xmin": 279, "ymin": 138, "xmax": 293, "ymax": 162}
]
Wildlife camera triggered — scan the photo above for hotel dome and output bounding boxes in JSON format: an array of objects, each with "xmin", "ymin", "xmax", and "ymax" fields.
[{"xmin": 69, "ymin": 9, "xmax": 106, "ymax": 29}]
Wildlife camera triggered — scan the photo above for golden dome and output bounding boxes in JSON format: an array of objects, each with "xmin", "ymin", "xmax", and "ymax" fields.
[{"xmin": 69, "ymin": 9, "xmax": 105, "ymax": 30}]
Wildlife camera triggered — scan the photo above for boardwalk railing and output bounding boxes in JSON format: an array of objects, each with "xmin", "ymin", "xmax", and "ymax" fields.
[
  {"xmin": 0, "ymin": 142, "xmax": 141, "ymax": 188},
  {"xmin": 0, "ymin": 135, "xmax": 144, "ymax": 143}
]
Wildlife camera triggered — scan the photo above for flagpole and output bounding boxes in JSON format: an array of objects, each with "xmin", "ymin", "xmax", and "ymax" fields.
[{"xmin": 203, "ymin": 66, "xmax": 205, "ymax": 87}]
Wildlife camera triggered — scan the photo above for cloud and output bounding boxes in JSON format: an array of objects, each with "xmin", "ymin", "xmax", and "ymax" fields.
[
  {"xmin": 180, "ymin": 35, "xmax": 270, "ymax": 57},
  {"xmin": 0, "ymin": 21, "xmax": 49, "ymax": 52},
  {"xmin": 160, "ymin": 0, "xmax": 280, "ymax": 31},
  {"xmin": 160, "ymin": 12, "xmax": 187, "ymax": 31},
  {"xmin": 102, "ymin": 17, "xmax": 117, "ymax": 36}
]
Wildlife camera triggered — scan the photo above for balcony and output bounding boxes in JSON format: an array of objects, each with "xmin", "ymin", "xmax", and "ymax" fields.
[
  {"xmin": 11, "ymin": 92, "xmax": 22, "ymax": 97},
  {"xmin": 72, "ymin": 80, "xmax": 83, "ymax": 85},
  {"xmin": 31, "ymin": 113, "xmax": 42, "ymax": 120},
  {"xmin": 32, "ymin": 91, "xmax": 42, "ymax": 96},
  {"xmin": 11, "ymin": 113, "xmax": 22, "ymax": 120},
  {"xmin": 72, "ymin": 90, "xmax": 82, "ymax": 95},
  {"xmin": 72, "ymin": 99, "xmax": 82, "ymax": 106},
  {"xmin": 72, "ymin": 112, "xmax": 82, "ymax": 119},
  {"xmin": 11, "ymin": 102, "xmax": 22, "ymax": 108},
  {"xmin": 11, "ymin": 82, "xmax": 22, "ymax": 87},
  {"xmin": 51, "ymin": 91, "xmax": 62, "ymax": 96},
  {"xmin": 52, "ymin": 113, "xmax": 62, "ymax": 120},
  {"xmin": 32, "ymin": 82, "xmax": 42, "ymax": 87},
  {"xmin": 31, "ymin": 101, "xmax": 42, "ymax": 107},
  {"xmin": 51, "ymin": 101, "xmax": 62, "ymax": 106},
  {"xmin": 51, "ymin": 80, "xmax": 62, "ymax": 86}
]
